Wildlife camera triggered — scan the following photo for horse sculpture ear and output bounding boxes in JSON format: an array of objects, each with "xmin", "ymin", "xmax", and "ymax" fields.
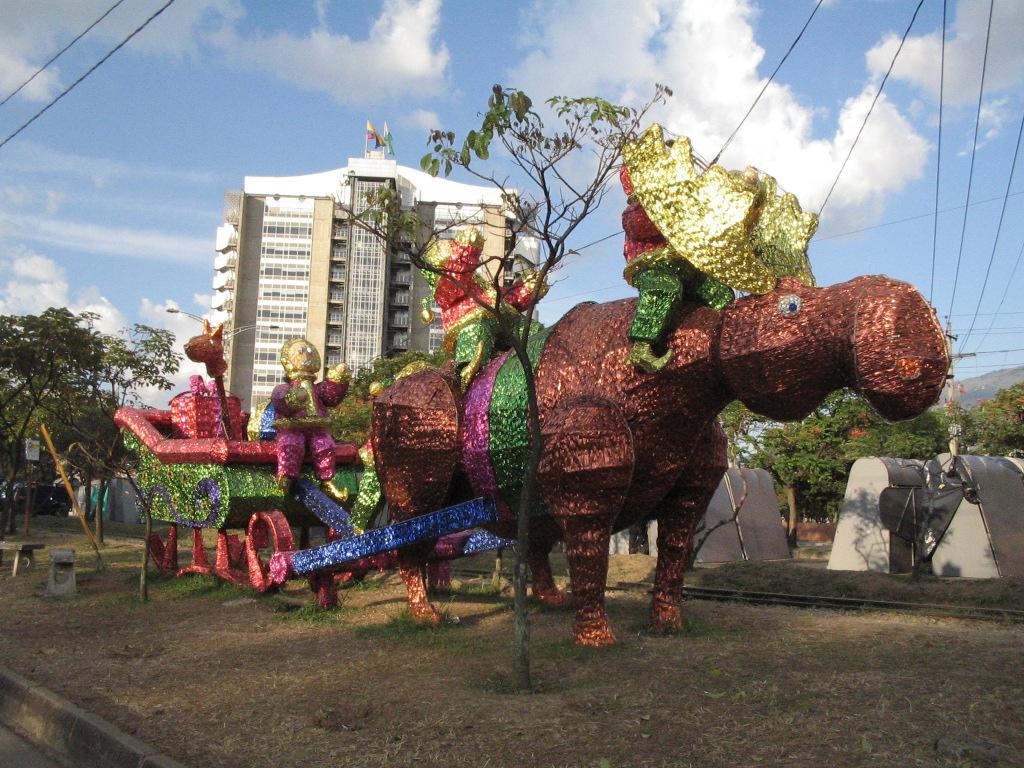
[
  {"xmin": 210, "ymin": 323, "xmax": 224, "ymax": 340},
  {"xmin": 202, "ymin": 318, "xmax": 213, "ymax": 335}
]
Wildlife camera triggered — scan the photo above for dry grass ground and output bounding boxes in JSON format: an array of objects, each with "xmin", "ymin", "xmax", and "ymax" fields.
[{"xmin": 0, "ymin": 518, "xmax": 1022, "ymax": 768}]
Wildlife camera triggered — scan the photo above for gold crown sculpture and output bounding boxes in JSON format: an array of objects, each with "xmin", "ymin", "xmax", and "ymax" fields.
[
  {"xmin": 623, "ymin": 124, "xmax": 771, "ymax": 293},
  {"xmin": 748, "ymin": 175, "xmax": 818, "ymax": 287},
  {"xmin": 623, "ymin": 124, "xmax": 818, "ymax": 294}
]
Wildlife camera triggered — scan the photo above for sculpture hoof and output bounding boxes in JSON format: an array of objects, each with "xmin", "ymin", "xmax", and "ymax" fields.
[
  {"xmin": 574, "ymin": 619, "xmax": 616, "ymax": 647},
  {"xmin": 533, "ymin": 588, "xmax": 568, "ymax": 607},
  {"xmin": 649, "ymin": 601, "xmax": 682, "ymax": 634},
  {"xmin": 408, "ymin": 602, "xmax": 443, "ymax": 625}
]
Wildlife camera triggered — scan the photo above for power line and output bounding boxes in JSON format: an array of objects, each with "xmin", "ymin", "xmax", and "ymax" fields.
[
  {"xmin": 0, "ymin": 0, "xmax": 176, "ymax": 152},
  {"xmin": 711, "ymin": 0, "xmax": 825, "ymax": 165},
  {"xmin": 959, "ymin": 102, "xmax": 1024, "ymax": 353},
  {"xmin": 0, "ymin": 0, "xmax": 127, "ymax": 108},
  {"xmin": 929, "ymin": 0, "xmax": 947, "ymax": 304},
  {"xmin": 947, "ymin": 0, "xmax": 995, "ymax": 318},
  {"xmin": 973, "ymin": 348, "xmax": 1024, "ymax": 355},
  {"xmin": 973, "ymin": 237, "xmax": 1024, "ymax": 351},
  {"xmin": 818, "ymin": 0, "xmax": 926, "ymax": 218},
  {"xmin": 816, "ymin": 189, "xmax": 1024, "ymax": 241}
]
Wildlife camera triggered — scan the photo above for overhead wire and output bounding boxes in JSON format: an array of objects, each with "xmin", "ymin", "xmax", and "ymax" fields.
[
  {"xmin": 818, "ymin": 0, "xmax": 926, "ymax": 218},
  {"xmin": 815, "ymin": 189, "xmax": 1024, "ymax": 241},
  {"xmin": 0, "ymin": 0, "xmax": 127, "ymax": 109},
  {"xmin": 928, "ymin": 0, "xmax": 947, "ymax": 304},
  {"xmin": 0, "ymin": 0, "xmax": 177, "ymax": 152},
  {"xmin": 959, "ymin": 102, "xmax": 1024, "ymax": 353},
  {"xmin": 972, "ymin": 238, "xmax": 1024, "ymax": 351},
  {"xmin": 946, "ymin": 0, "xmax": 995, "ymax": 318},
  {"xmin": 711, "ymin": 0, "xmax": 825, "ymax": 165}
]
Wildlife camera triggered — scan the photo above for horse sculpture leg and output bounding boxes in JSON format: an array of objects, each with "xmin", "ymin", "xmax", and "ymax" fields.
[
  {"xmin": 539, "ymin": 397, "xmax": 635, "ymax": 646},
  {"xmin": 372, "ymin": 369, "xmax": 462, "ymax": 626},
  {"xmin": 650, "ymin": 424, "xmax": 727, "ymax": 633},
  {"xmin": 527, "ymin": 518, "xmax": 566, "ymax": 606}
]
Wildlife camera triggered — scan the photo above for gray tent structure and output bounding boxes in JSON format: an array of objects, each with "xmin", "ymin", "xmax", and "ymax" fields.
[
  {"xmin": 925, "ymin": 454, "xmax": 1024, "ymax": 578},
  {"xmin": 828, "ymin": 457, "xmax": 928, "ymax": 574},
  {"xmin": 693, "ymin": 467, "xmax": 790, "ymax": 563},
  {"xmin": 611, "ymin": 467, "xmax": 790, "ymax": 561}
]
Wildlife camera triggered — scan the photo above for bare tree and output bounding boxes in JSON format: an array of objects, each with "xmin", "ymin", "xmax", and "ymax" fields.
[{"xmin": 361, "ymin": 85, "xmax": 671, "ymax": 689}]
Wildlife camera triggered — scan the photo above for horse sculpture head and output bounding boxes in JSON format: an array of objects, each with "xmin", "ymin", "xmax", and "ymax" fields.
[
  {"xmin": 717, "ymin": 276, "xmax": 948, "ymax": 422},
  {"xmin": 184, "ymin": 319, "xmax": 227, "ymax": 379}
]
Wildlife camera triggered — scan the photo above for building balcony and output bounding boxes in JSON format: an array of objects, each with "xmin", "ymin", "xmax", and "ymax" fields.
[
  {"xmin": 215, "ymin": 224, "xmax": 238, "ymax": 253},
  {"xmin": 213, "ymin": 251, "xmax": 236, "ymax": 271},
  {"xmin": 212, "ymin": 272, "xmax": 234, "ymax": 290},
  {"xmin": 210, "ymin": 290, "xmax": 232, "ymax": 310}
]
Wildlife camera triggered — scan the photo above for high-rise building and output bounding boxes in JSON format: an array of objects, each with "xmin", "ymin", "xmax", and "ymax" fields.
[{"xmin": 211, "ymin": 155, "xmax": 535, "ymax": 409}]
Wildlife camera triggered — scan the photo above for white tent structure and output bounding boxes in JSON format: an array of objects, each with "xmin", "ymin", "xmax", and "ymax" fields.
[{"xmin": 828, "ymin": 458, "xmax": 927, "ymax": 574}]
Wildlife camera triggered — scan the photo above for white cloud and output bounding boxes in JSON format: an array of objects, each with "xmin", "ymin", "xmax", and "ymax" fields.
[
  {"xmin": 405, "ymin": 109, "xmax": 441, "ymax": 132},
  {"xmin": 1, "ymin": 186, "xmax": 34, "ymax": 206},
  {"xmin": 0, "ymin": 140, "xmax": 217, "ymax": 188},
  {"xmin": 213, "ymin": 0, "xmax": 450, "ymax": 104},
  {"xmin": 0, "ymin": 246, "xmax": 126, "ymax": 334},
  {"xmin": 509, "ymin": 0, "xmax": 930, "ymax": 229},
  {"xmin": 0, "ymin": 0, "xmax": 243, "ymax": 102},
  {"xmin": 138, "ymin": 297, "xmax": 209, "ymax": 402},
  {"xmin": 0, "ymin": 211, "xmax": 211, "ymax": 264},
  {"xmin": 867, "ymin": 0, "xmax": 1024, "ymax": 104}
]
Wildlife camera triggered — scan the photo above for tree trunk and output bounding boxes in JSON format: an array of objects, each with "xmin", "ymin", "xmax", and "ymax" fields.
[
  {"xmin": 83, "ymin": 473, "xmax": 93, "ymax": 522},
  {"xmin": 95, "ymin": 478, "xmax": 107, "ymax": 544},
  {"xmin": 127, "ymin": 474, "xmax": 150, "ymax": 602},
  {"xmin": 0, "ymin": 478, "xmax": 14, "ymax": 540},
  {"xmin": 785, "ymin": 485, "xmax": 799, "ymax": 548}
]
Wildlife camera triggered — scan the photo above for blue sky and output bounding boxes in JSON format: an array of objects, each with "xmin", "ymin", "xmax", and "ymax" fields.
[{"xmin": 1, "ymin": 0, "xmax": 1023, "ymax": 391}]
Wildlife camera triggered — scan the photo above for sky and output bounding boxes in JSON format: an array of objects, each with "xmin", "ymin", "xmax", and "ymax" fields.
[{"xmin": 1, "ymin": 0, "xmax": 1023, "ymax": 396}]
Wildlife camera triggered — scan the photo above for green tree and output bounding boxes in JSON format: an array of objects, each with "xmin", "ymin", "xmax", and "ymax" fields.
[
  {"xmin": 60, "ymin": 324, "xmax": 179, "ymax": 544},
  {"xmin": 750, "ymin": 390, "xmax": 947, "ymax": 526},
  {"xmin": 965, "ymin": 383, "xmax": 1024, "ymax": 455},
  {"xmin": 0, "ymin": 309, "xmax": 105, "ymax": 536},
  {"xmin": 349, "ymin": 349, "xmax": 451, "ymax": 399}
]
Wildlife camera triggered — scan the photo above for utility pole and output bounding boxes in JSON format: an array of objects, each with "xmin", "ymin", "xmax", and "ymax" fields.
[{"xmin": 944, "ymin": 318, "xmax": 976, "ymax": 456}]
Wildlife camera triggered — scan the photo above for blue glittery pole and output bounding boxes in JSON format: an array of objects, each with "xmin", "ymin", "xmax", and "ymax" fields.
[
  {"xmin": 259, "ymin": 402, "xmax": 277, "ymax": 440},
  {"xmin": 291, "ymin": 497, "xmax": 497, "ymax": 575},
  {"xmin": 461, "ymin": 529, "xmax": 513, "ymax": 556},
  {"xmin": 293, "ymin": 478, "xmax": 354, "ymax": 535}
]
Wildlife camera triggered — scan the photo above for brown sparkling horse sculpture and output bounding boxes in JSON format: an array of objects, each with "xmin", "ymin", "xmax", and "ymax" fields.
[
  {"xmin": 183, "ymin": 320, "xmax": 236, "ymax": 440},
  {"xmin": 370, "ymin": 276, "xmax": 948, "ymax": 645}
]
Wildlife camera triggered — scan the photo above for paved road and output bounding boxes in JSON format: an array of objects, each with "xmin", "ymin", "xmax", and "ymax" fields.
[{"xmin": 0, "ymin": 723, "xmax": 64, "ymax": 767}]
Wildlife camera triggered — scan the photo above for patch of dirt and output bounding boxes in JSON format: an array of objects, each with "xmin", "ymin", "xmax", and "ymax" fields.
[{"xmin": 0, "ymin": 519, "xmax": 1022, "ymax": 768}]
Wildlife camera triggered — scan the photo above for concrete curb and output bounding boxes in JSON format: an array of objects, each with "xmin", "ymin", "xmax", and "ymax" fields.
[{"xmin": 0, "ymin": 667, "xmax": 189, "ymax": 768}]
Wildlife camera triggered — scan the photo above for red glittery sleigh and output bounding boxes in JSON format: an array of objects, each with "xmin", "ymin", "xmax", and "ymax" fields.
[{"xmin": 170, "ymin": 375, "xmax": 246, "ymax": 439}]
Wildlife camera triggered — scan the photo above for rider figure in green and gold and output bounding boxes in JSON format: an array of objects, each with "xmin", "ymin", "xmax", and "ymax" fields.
[
  {"xmin": 419, "ymin": 227, "xmax": 545, "ymax": 391},
  {"xmin": 620, "ymin": 124, "xmax": 819, "ymax": 373}
]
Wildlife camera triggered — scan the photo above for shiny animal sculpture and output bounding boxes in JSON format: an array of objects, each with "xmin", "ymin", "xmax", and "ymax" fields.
[{"xmin": 369, "ymin": 276, "xmax": 949, "ymax": 645}]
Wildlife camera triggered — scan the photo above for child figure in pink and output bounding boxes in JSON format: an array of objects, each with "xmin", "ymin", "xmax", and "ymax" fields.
[{"xmin": 271, "ymin": 338, "xmax": 350, "ymax": 501}]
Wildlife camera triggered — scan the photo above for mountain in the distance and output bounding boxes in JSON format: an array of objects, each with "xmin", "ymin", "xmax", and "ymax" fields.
[{"xmin": 948, "ymin": 365, "xmax": 1024, "ymax": 408}]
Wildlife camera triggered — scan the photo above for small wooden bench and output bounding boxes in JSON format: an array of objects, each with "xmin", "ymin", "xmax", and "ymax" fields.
[{"xmin": 0, "ymin": 542, "xmax": 45, "ymax": 576}]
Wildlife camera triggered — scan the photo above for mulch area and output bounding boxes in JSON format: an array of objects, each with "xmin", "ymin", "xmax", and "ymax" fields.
[{"xmin": 0, "ymin": 520, "xmax": 1021, "ymax": 768}]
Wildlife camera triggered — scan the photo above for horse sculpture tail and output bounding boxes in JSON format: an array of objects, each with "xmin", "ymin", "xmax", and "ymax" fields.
[{"xmin": 349, "ymin": 444, "xmax": 382, "ymax": 533}]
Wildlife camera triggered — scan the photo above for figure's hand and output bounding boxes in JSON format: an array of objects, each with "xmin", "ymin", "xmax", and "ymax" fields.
[
  {"xmin": 521, "ymin": 268, "xmax": 549, "ymax": 299},
  {"xmin": 283, "ymin": 386, "xmax": 308, "ymax": 410},
  {"xmin": 327, "ymin": 363, "xmax": 350, "ymax": 384}
]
